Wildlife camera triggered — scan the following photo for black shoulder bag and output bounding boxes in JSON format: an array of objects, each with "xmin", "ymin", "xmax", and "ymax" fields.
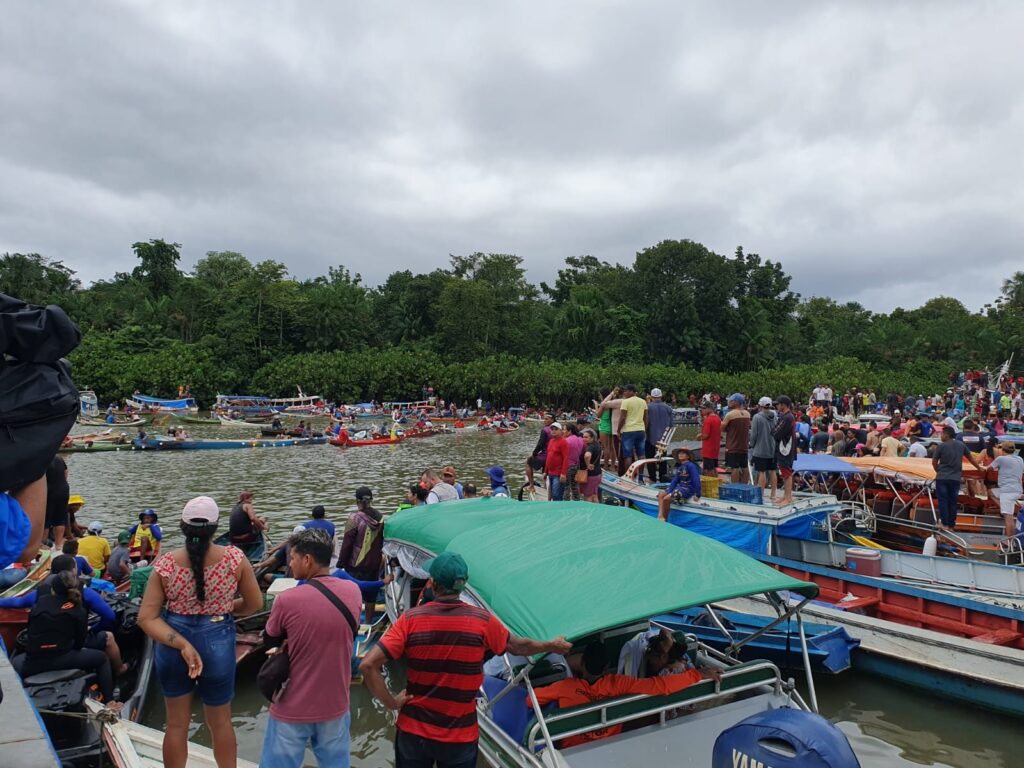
[{"xmin": 257, "ymin": 577, "xmax": 359, "ymax": 703}]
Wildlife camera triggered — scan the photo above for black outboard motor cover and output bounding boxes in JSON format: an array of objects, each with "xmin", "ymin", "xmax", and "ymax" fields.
[{"xmin": 28, "ymin": 674, "xmax": 93, "ymax": 752}]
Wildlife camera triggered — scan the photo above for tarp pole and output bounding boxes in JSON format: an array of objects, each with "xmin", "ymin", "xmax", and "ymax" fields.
[
  {"xmin": 797, "ymin": 612, "xmax": 819, "ymax": 713},
  {"xmin": 725, "ymin": 595, "xmax": 812, "ymax": 656}
]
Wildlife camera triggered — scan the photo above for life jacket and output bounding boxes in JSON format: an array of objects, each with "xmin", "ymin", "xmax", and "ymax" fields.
[{"xmin": 26, "ymin": 590, "xmax": 87, "ymax": 655}]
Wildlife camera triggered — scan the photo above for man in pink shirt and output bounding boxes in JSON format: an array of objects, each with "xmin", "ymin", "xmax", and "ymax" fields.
[
  {"xmin": 260, "ymin": 529, "xmax": 363, "ymax": 767},
  {"xmin": 565, "ymin": 424, "xmax": 586, "ymax": 500}
]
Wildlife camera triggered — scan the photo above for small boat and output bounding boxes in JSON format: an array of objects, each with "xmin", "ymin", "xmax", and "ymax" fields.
[
  {"xmin": 259, "ymin": 427, "xmax": 306, "ymax": 437},
  {"xmin": 217, "ymin": 414, "xmax": 274, "ymax": 426},
  {"xmin": 329, "ymin": 433, "xmax": 402, "ymax": 447},
  {"xmin": 216, "ymin": 388, "xmax": 323, "ymax": 415},
  {"xmin": 384, "ymin": 499, "xmax": 859, "ymax": 767},
  {"xmin": 124, "ymin": 394, "xmax": 199, "ymax": 413},
  {"xmin": 495, "ymin": 423, "xmax": 520, "ymax": 434},
  {"xmin": 78, "ymin": 416, "xmax": 146, "ymax": 427},
  {"xmin": 653, "ymin": 606, "xmax": 859, "ymax": 674},
  {"xmin": 60, "ymin": 441, "xmax": 139, "ymax": 453},
  {"xmin": 176, "ymin": 414, "xmax": 222, "ymax": 425},
  {"xmin": 133, "ymin": 436, "xmax": 328, "ymax": 451},
  {"xmin": 0, "ymin": 551, "xmax": 54, "ymax": 651},
  {"xmin": 17, "ymin": 593, "xmax": 155, "ymax": 763},
  {"xmin": 86, "ymin": 699, "xmax": 259, "ymax": 768},
  {"xmin": 214, "ymin": 531, "xmax": 269, "ymax": 565}
]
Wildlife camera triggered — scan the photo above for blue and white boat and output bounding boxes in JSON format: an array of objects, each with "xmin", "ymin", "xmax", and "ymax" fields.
[{"xmin": 124, "ymin": 393, "xmax": 198, "ymax": 413}]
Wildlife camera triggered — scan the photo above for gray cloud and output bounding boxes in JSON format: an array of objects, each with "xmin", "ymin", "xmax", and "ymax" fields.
[{"xmin": 1, "ymin": 1, "xmax": 1022, "ymax": 311}]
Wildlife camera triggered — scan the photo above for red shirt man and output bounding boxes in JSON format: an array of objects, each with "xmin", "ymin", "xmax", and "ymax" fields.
[
  {"xmin": 699, "ymin": 405, "xmax": 722, "ymax": 477},
  {"xmin": 544, "ymin": 423, "xmax": 570, "ymax": 481},
  {"xmin": 361, "ymin": 552, "xmax": 571, "ymax": 766}
]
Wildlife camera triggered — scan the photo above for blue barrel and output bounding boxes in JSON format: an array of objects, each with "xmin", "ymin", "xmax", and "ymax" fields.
[{"xmin": 712, "ymin": 709, "xmax": 860, "ymax": 768}]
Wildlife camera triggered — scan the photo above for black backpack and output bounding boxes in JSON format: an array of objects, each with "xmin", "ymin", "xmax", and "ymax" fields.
[{"xmin": 0, "ymin": 294, "xmax": 81, "ymax": 491}]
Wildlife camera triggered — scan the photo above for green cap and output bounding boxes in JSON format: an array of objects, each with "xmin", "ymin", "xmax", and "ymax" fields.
[
  {"xmin": 117, "ymin": 530, "xmax": 131, "ymax": 545},
  {"xmin": 423, "ymin": 551, "xmax": 469, "ymax": 592}
]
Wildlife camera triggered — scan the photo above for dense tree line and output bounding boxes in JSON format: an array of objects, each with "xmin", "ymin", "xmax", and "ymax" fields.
[{"xmin": 2, "ymin": 240, "xmax": 1022, "ymax": 406}]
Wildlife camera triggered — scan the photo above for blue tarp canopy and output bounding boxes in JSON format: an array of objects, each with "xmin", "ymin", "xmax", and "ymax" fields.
[
  {"xmin": 131, "ymin": 394, "xmax": 196, "ymax": 408},
  {"xmin": 793, "ymin": 454, "xmax": 860, "ymax": 474}
]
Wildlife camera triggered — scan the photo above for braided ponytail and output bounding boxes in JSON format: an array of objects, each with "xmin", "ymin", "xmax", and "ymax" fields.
[{"xmin": 181, "ymin": 521, "xmax": 217, "ymax": 603}]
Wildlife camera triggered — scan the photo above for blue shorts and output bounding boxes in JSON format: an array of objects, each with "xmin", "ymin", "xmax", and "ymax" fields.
[
  {"xmin": 154, "ymin": 613, "xmax": 236, "ymax": 706},
  {"xmin": 620, "ymin": 431, "xmax": 646, "ymax": 460}
]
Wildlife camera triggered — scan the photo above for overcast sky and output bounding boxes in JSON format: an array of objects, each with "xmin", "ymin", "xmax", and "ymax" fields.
[{"xmin": 2, "ymin": 2, "xmax": 1021, "ymax": 311}]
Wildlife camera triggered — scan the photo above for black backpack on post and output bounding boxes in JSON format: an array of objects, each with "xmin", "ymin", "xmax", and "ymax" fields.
[{"xmin": 0, "ymin": 293, "xmax": 81, "ymax": 491}]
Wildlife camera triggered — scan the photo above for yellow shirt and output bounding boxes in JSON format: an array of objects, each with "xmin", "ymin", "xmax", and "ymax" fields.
[
  {"xmin": 78, "ymin": 535, "xmax": 112, "ymax": 572},
  {"xmin": 619, "ymin": 396, "xmax": 648, "ymax": 433}
]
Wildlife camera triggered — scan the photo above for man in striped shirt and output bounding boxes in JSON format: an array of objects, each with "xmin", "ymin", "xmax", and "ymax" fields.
[{"xmin": 361, "ymin": 552, "xmax": 572, "ymax": 768}]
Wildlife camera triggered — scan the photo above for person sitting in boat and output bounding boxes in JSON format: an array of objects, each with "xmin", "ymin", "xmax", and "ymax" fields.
[
  {"xmin": 229, "ymin": 491, "xmax": 266, "ymax": 545},
  {"xmin": 271, "ymin": 415, "xmax": 283, "ymax": 431},
  {"xmin": 62, "ymin": 538, "xmax": 94, "ymax": 578},
  {"xmin": 657, "ymin": 448, "xmax": 701, "ymax": 521},
  {"xmin": 10, "ymin": 564, "xmax": 121, "ymax": 709},
  {"xmin": 107, "ymin": 531, "xmax": 133, "ymax": 585},
  {"xmin": 486, "ymin": 465, "xmax": 510, "ymax": 498},
  {"xmin": 3, "ymin": 554, "xmax": 127, "ymax": 678},
  {"xmin": 254, "ymin": 524, "xmax": 307, "ymax": 584},
  {"xmin": 415, "ymin": 416, "xmax": 427, "ymax": 430},
  {"xmin": 105, "ymin": 406, "xmax": 116, "ymax": 424},
  {"xmin": 78, "ymin": 520, "xmax": 111, "ymax": 576},
  {"xmin": 128, "ymin": 509, "xmax": 163, "ymax": 562},
  {"xmin": 532, "ymin": 641, "xmax": 717, "ymax": 747},
  {"xmin": 137, "ymin": 426, "xmax": 148, "ymax": 441}
]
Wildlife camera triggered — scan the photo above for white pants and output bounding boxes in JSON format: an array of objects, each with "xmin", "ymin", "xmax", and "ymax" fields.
[{"xmin": 989, "ymin": 487, "xmax": 1021, "ymax": 516}]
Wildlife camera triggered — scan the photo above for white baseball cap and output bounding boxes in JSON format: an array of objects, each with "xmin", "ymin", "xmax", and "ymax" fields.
[
  {"xmin": 650, "ymin": 388, "xmax": 663, "ymax": 398},
  {"xmin": 87, "ymin": 520, "xmax": 103, "ymax": 533},
  {"xmin": 550, "ymin": 422, "xmax": 563, "ymax": 430},
  {"xmin": 181, "ymin": 496, "xmax": 219, "ymax": 524},
  {"xmin": 292, "ymin": 524, "xmax": 307, "ymax": 534},
  {"xmin": 758, "ymin": 396, "xmax": 773, "ymax": 407}
]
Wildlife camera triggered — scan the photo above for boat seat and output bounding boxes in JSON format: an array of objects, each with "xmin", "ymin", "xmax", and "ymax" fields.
[
  {"xmin": 533, "ymin": 662, "xmax": 779, "ymax": 747},
  {"xmin": 21, "ymin": 668, "xmax": 91, "ymax": 686},
  {"xmin": 482, "ymin": 675, "xmax": 531, "ymax": 744}
]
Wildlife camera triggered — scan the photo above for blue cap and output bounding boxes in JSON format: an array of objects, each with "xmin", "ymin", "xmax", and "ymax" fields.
[{"xmin": 728, "ymin": 393, "xmax": 745, "ymax": 404}]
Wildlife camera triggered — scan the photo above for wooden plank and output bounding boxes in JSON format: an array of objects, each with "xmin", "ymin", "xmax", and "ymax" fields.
[
  {"xmin": 0, "ymin": 645, "xmax": 60, "ymax": 768},
  {"xmin": 971, "ymin": 629, "xmax": 1022, "ymax": 646}
]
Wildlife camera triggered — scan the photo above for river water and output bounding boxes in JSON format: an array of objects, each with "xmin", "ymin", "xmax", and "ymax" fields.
[{"xmin": 66, "ymin": 422, "xmax": 1016, "ymax": 767}]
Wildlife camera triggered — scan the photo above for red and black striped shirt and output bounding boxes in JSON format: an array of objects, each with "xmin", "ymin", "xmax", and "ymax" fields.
[{"xmin": 379, "ymin": 600, "xmax": 509, "ymax": 742}]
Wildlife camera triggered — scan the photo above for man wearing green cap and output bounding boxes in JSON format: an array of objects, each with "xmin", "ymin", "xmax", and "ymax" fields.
[
  {"xmin": 361, "ymin": 552, "xmax": 572, "ymax": 768},
  {"xmin": 106, "ymin": 530, "xmax": 133, "ymax": 585}
]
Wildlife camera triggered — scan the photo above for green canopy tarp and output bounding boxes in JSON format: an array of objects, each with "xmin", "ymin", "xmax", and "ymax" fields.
[{"xmin": 385, "ymin": 498, "xmax": 818, "ymax": 642}]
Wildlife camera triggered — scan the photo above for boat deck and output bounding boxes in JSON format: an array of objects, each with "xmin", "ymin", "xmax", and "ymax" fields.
[{"xmin": 0, "ymin": 640, "xmax": 60, "ymax": 767}]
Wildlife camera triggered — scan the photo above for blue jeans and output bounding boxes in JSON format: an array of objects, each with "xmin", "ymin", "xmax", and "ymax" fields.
[
  {"xmin": 546, "ymin": 475, "xmax": 565, "ymax": 501},
  {"xmin": 154, "ymin": 613, "xmax": 235, "ymax": 705},
  {"xmin": 620, "ymin": 430, "xmax": 645, "ymax": 461},
  {"xmin": 261, "ymin": 712, "xmax": 351, "ymax": 768},
  {"xmin": 935, "ymin": 479, "xmax": 961, "ymax": 528},
  {"xmin": 395, "ymin": 729, "xmax": 477, "ymax": 768}
]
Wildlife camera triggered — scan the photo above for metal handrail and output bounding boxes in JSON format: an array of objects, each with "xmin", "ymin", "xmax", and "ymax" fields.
[{"xmin": 524, "ymin": 661, "xmax": 784, "ymax": 752}]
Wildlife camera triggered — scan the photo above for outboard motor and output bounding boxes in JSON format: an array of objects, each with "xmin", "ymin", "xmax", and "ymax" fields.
[{"xmin": 712, "ymin": 709, "xmax": 860, "ymax": 768}]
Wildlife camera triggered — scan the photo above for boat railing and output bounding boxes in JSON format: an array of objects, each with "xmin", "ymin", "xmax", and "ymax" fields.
[
  {"xmin": 523, "ymin": 660, "xmax": 786, "ymax": 753},
  {"xmin": 998, "ymin": 536, "xmax": 1024, "ymax": 566}
]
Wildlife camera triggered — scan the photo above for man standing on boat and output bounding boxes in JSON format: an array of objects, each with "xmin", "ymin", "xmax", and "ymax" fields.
[
  {"xmin": 722, "ymin": 394, "xmax": 751, "ymax": 483},
  {"xmin": 645, "ymin": 388, "xmax": 674, "ymax": 483},
  {"xmin": 749, "ymin": 397, "xmax": 778, "ymax": 503},
  {"xmin": 360, "ymin": 552, "xmax": 571, "ymax": 768},
  {"xmin": 617, "ymin": 384, "xmax": 648, "ymax": 472},
  {"xmin": 698, "ymin": 400, "xmax": 722, "ymax": 477},
  {"xmin": 989, "ymin": 441, "xmax": 1024, "ymax": 537},
  {"xmin": 543, "ymin": 422, "xmax": 570, "ymax": 501},
  {"xmin": 524, "ymin": 413, "xmax": 554, "ymax": 488},
  {"xmin": 772, "ymin": 396, "xmax": 797, "ymax": 506},
  {"xmin": 931, "ymin": 426, "xmax": 983, "ymax": 530}
]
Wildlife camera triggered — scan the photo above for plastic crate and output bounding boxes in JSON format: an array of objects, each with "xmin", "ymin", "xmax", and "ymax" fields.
[
  {"xmin": 718, "ymin": 483, "xmax": 763, "ymax": 505},
  {"xmin": 701, "ymin": 475, "xmax": 721, "ymax": 499}
]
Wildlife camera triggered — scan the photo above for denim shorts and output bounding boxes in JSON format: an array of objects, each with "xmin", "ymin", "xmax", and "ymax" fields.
[
  {"xmin": 154, "ymin": 612, "xmax": 236, "ymax": 706},
  {"xmin": 620, "ymin": 430, "xmax": 646, "ymax": 460}
]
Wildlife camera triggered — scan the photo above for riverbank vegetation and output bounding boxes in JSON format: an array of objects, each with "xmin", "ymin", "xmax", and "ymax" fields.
[{"xmin": 2, "ymin": 241, "xmax": 1022, "ymax": 406}]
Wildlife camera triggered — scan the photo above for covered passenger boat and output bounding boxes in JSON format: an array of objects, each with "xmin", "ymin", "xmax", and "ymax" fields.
[
  {"xmin": 383, "ymin": 499, "xmax": 858, "ymax": 768},
  {"xmin": 124, "ymin": 394, "xmax": 198, "ymax": 413}
]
